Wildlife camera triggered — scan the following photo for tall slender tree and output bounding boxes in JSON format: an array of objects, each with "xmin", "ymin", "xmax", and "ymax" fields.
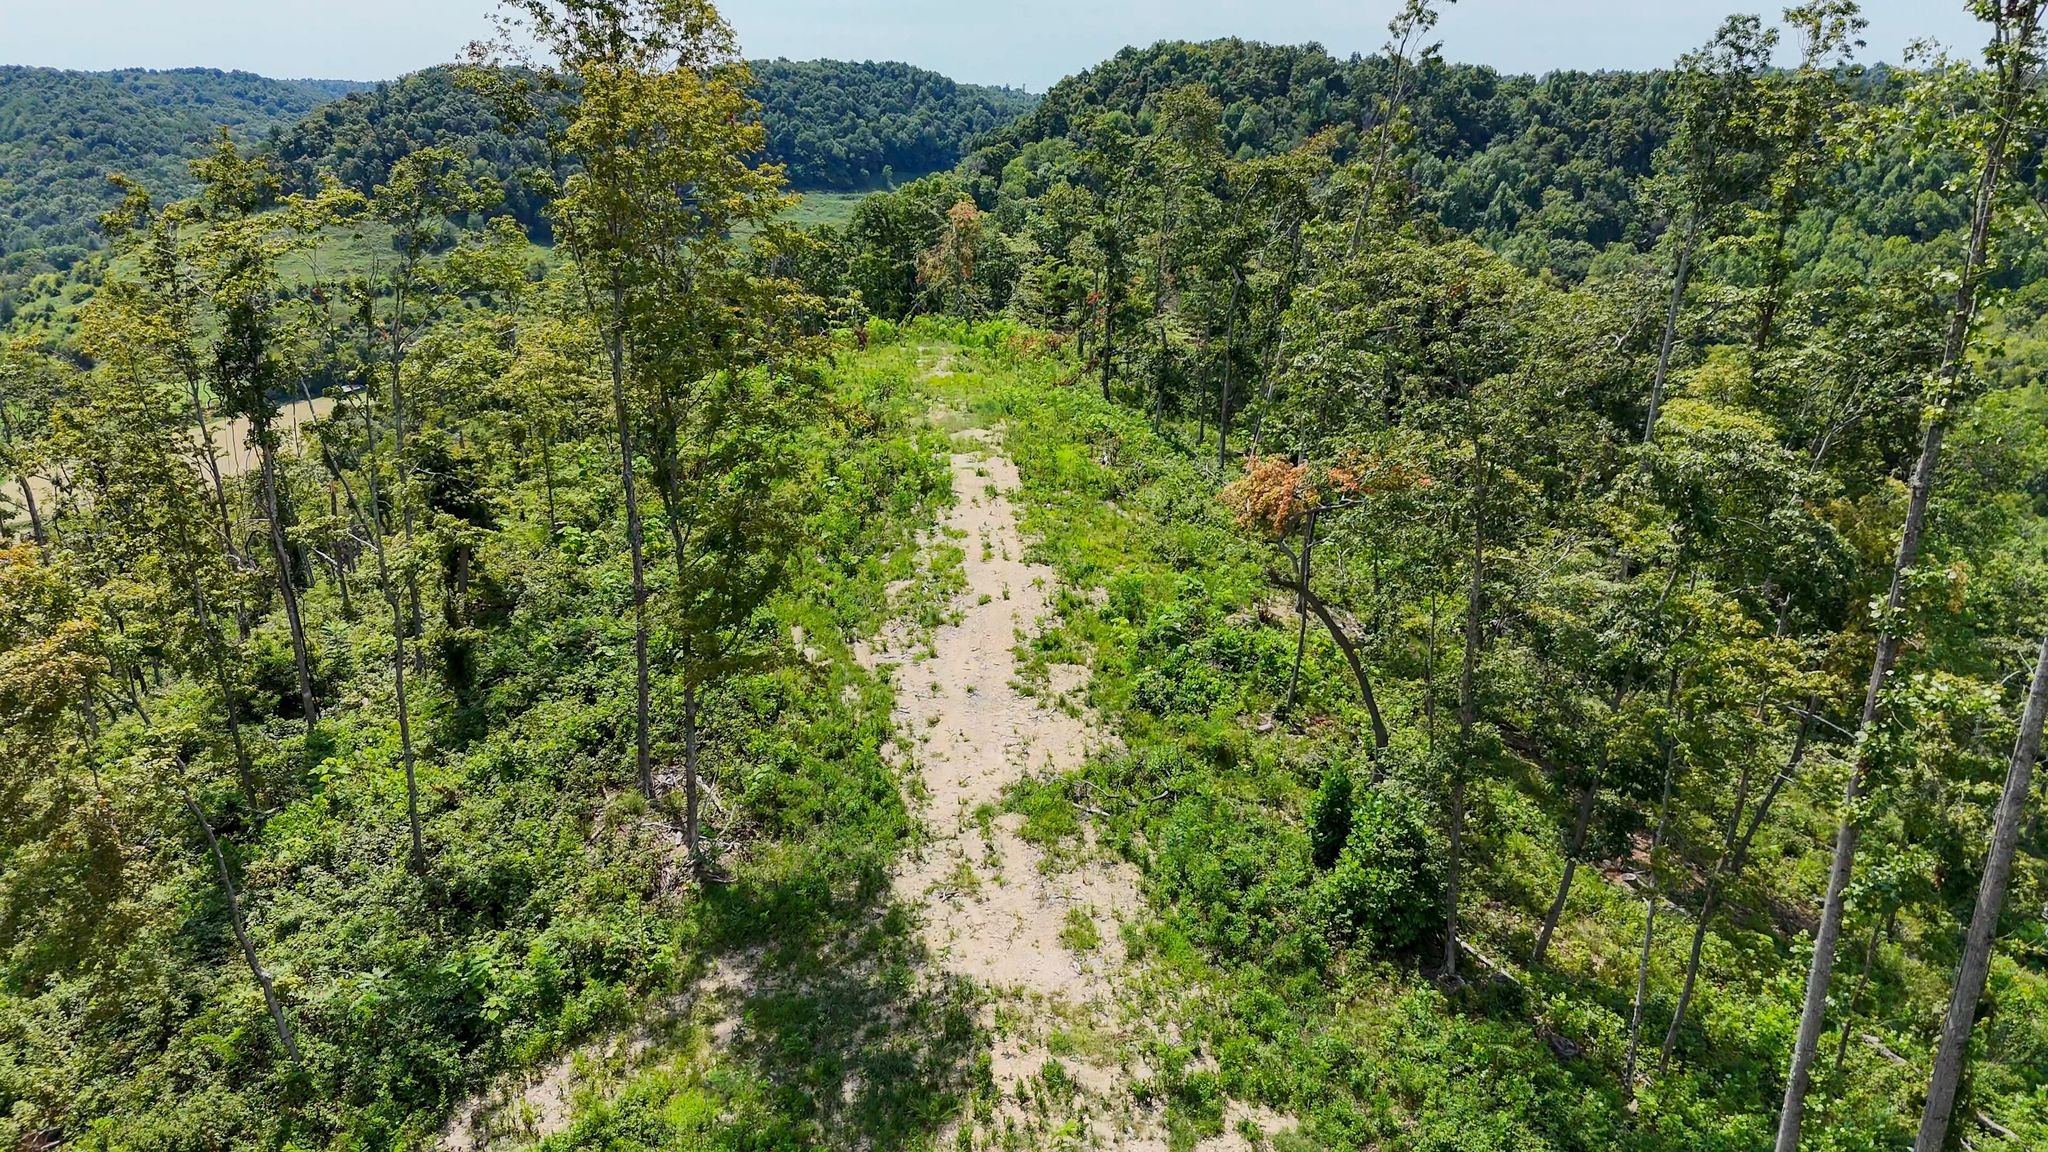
[
  {"xmin": 1914, "ymin": 634, "xmax": 2048, "ymax": 1150},
  {"xmin": 1642, "ymin": 17, "xmax": 1777, "ymax": 440},
  {"xmin": 188, "ymin": 134, "xmax": 321, "ymax": 725},
  {"xmin": 480, "ymin": 0, "xmax": 749, "ymax": 802},
  {"xmin": 1776, "ymin": 7, "xmax": 2046, "ymax": 1148}
]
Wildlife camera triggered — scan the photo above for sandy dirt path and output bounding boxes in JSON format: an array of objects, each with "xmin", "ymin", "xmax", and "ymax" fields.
[
  {"xmin": 860, "ymin": 416, "xmax": 1294, "ymax": 1151},
  {"xmin": 859, "ymin": 423, "xmax": 1189, "ymax": 1149},
  {"xmin": 436, "ymin": 378, "xmax": 1289, "ymax": 1151}
]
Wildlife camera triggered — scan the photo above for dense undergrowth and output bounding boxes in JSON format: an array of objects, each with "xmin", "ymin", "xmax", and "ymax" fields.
[{"xmin": 0, "ymin": 343, "xmax": 967, "ymax": 1150}]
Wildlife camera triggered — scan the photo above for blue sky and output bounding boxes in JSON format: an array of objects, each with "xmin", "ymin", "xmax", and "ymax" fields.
[{"xmin": 0, "ymin": 1, "xmax": 1992, "ymax": 88}]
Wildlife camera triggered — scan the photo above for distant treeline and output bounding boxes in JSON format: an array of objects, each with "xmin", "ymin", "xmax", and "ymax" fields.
[{"xmin": 0, "ymin": 58, "xmax": 1035, "ymax": 272}]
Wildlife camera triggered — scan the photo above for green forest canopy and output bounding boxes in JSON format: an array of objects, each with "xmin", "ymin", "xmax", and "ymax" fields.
[
  {"xmin": 1, "ymin": 58, "xmax": 1033, "ymax": 263},
  {"xmin": 0, "ymin": 67, "xmax": 347, "ymax": 263}
]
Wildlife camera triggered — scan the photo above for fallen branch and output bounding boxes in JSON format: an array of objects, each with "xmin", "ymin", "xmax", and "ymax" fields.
[
  {"xmin": 1973, "ymin": 1112, "xmax": 2017, "ymax": 1141},
  {"xmin": 1860, "ymin": 1033, "xmax": 1907, "ymax": 1066},
  {"xmin": 1460, "ymin": 939, "xmax": 1522, "ymax": 986}
]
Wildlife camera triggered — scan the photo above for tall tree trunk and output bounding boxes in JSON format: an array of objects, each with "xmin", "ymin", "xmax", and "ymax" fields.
[
  {"xmin": 1284, "ymin": 506, "xmax": 1320, "ymax": 711},
  {"xmin": 379, "ymin": 520, "xmax": 424, "ymax": 874},
  {"xmin": 344, "ymin": 402, "xmax": 424, "ymax": 870},
  {"xmin": 1775, "ymin": 24, "xmax": 2027, "ymax": 1143},
  {"xmin": 1643, "ymin": 220, "xmax": 1697, "ymax": 442},
  {"xmin": 0, "ymin": 405, "xmax": 48, "ymax": 547},
  {"xmin": 185, "ymin": 791, "xmax": 300, "ymax": 1061},
  {"xmin": 655, "ymin": 432, "xmax": 709, "ymax": 858},
  {"xmin": 608, "ymin": 282, "xmax": 656, "ymax": 802},
  {"xmin": 192, "ymin": 578, "xmax": 257, "ymax": 814},
  {"xmin": 1531, "ymin": 779, "xmax": 1598, "ymax": 967},
  {"xmin": 1347, "ymin": 32, "xmax": 1419, "ymax": 259},
  {"xmin": 1625, "ymin": 691, "xmax": 1681, "ymax": 1096},
  {"xmin": 182, "ymin": 372, "xmax": 236, "ymax": 561},
  {"xmin": 1247, "ymin": 218, "xmax": 1303, "ymax": 461},
  {"xmin": 256, "ymin": 425, "xmax": 317, "ymax": 725},
  {"xmin": 1445, "ymin": 445, "xmax": 1486, "ymax": 979},
  {"xmin": 1217, "ymin": 269, "xmax": 1244, "ymax": 470},
  {"xmin": 541, "ymin": 430, "xmax": 559, "ymax": 540},
  {"xmin": 1661, "ymin": 706, "xmax": 1813, "ymax": 1067},
  {"xmin": 683, "ymin": 679, "xmax": 702, "ymax": 859},
  {"xmin": 1914, "ymin": 634, "xmax": 2048, "ymax": 1151},
  {"xmin": 389, "ymin": 274, "xmax": 425, "ymax": 640},
  {"xmin": 1099, "ymin": 262, "xmax": 1115, "ymax": 404},
  {"xmin": 11, "ymin": 468, "xmax": 44, "ymax": 548},
  {"xmin": 1752, "ymin": 209, "xmax": 1796, "ymax": 356},
  {"xmin": 1831, "ymin": 916, "xmax": 1884, "ymax": 1076},
  {"xmin": 1301, "ymin": 588, "xmax": 1390, "ymax": 759}
]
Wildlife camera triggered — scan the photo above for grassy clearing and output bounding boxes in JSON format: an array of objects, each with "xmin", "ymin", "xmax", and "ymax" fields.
[{"xmin": 780, "ymin": 191, "xmax": 867, "ymax": 230}]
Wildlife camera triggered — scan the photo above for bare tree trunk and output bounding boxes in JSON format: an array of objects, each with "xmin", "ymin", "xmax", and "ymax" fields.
[
  {"xmin": 185, "ymin": 790, "xmax": 300, "ymax": 1061},
  {"xmin": 1662, "ymin": 707, "xmax": 1813, "ymax": 1067},
  {"xmin": 1424, "ymin": 591, "xmax": 1438, "ymax": 753},
  {"xmin": 1915, "ymin": 634, "xmax": 2048, "ymax": 1151},
  {"xmin": 1752, "ymin": 209, "xmax": 1796, "ymax": 356},
  {"xmin": 1301, "ymin": 588, "xmax": 1390, "ymax": 758},
  {"xmin": 1531, "ymin": 779, "xmax": 1598, "ymax": 967},
  {"xmin": 1284, "ymin": 506, "xmax": 1320, "ymax": 711},
  {"xmin": 182, "ymin": 373, "xmax": 236, "ymax": 560},
  {"xmin": 653, "ymin": 426, "xmax": 709, "ymax": 858},
  {"xmin": 1625, "ymin": 699, "xmax": 1680, "ymax": 1097},
  {"xmin": 1099, "ymin": 264, "xmax": 1115, "ymax": 404},
  {"xmin": 1643, "ymin": 221, "xmax": 1697, "ymax": 442},
  {"xmin": 1217, "ymin": 269, "xmax": 1244, "ymax": 470},
  {"xmin": 344, "ymin": 402, "xmax": 424, "ymax": 870},
  {"xmin": 382, "ymin": 532, "xmax": 424, "ymax": 874},
  {"xmin": 607, "ymin": 283, "xmax": 656, "ymax": 802},
  {"xmin": 1347, "ymin": 24, "xmax": 1421, "ymax": 259},
  {"xmin": 1832, "ymin": 916, "xmax": 1884, "ymax": 1077},
  {"xmin": 0, "ymin": 406, "xmax": 47, "ymax": 547},
  {"xmin": 12, "ymin": 469, "xmax": 44, "ymax": 547},
  {"xmin": 389, "ymin": 274, "xmax": 426, "ymax": 640},
  {"xmin": 683, "ymin": 679, "xmax": 702, "ymax": 859},
  {"xmin": 541, "ymin": 431, "xmax": 559, "ymax": 540},
  {"xmin": 256, "ymin": 425, "xmax": 318, "ymax": 725},
  {"xmin": 192, "ymin": 579, "xmax": 257, "ymax": 814},
  {"xmin": 1445, "ymin": 446, "xmax": 1486, "ymax": 979},
  {"xmin": 1776, "ymin": 25, "xmax": 2026, "ymax": 1138},
  {"xmin": 1247, "ymin": 219, "xmax": 1302, "ymax": 461}
]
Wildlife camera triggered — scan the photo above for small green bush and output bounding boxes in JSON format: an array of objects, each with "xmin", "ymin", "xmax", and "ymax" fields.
[
  {"xmin": 1131, "ymin": 655, "xmax": 1227, "ymax": 717},
  {"xmin": 1306, "ymin": 761, "xmax": 1354, "ymax": 871},
  {"xmin": 1105, "ymin": 572, "xmax": 1148, "ymax": 623},
  {"xmin": 1308, "ymin": 784, "xmax": 1441, "ymax": 954}
]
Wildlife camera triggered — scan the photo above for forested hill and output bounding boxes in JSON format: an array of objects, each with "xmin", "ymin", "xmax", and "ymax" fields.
[
  {"xmin": 268, "ymin": 61, "xmax": 1038, "ymax": 236},
  {"xmin": 964, "ymin": 39, "xmax": 1687, "ymax": 275},
  {"xmin": 0, "ymin": 67, "xmax": 350, "ymax": 260},
  {"xmin": 963, "ymin": 39, "xmax": 1953, "ymax": 282},
  {"xmin": 748, "ymin": 59, "xmax": 1036, "ymax": 189},
  {"xmin": 9, "ymin": 2, "xmax": 2048, "ymax": 1151},
  {"xmin": 0, "ymin": 58, "xmax": 1031, "ymax": 267}
]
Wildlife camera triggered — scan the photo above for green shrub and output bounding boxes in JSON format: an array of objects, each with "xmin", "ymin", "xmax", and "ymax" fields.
[
  {"xmin": 1308, "ymin": 784, "xmax": 1441, "ymax": 954},
  {"xmin": 1105, "ymin": 572, "xmax": 1148, "ymax": 623},
  {"xmin": 1131, "ymin": 655, "xmax": 1227, "ymax": 717},
  {"xmin": 1306, "ymin": 762, "xmax": 1354, "ymax": 871}
]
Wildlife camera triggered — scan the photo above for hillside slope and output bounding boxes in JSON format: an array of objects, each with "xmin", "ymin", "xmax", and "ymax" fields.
[
  {"xmin": 749, "ymin": 59, "xmax": 1034, "ymax": 190},
  {"xmin": 0, "ymin": 67, "xmax": 347, "ymax": 260}
]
